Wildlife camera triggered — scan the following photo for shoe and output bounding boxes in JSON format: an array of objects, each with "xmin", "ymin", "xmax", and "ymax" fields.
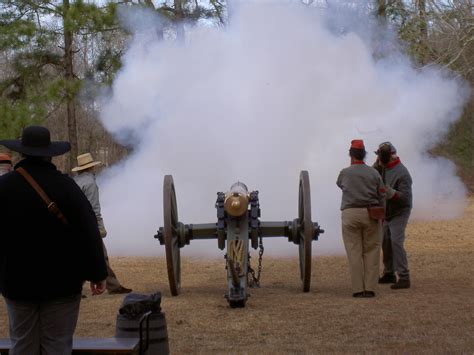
[
  {"xmin": 108, "ymin": 286, "xmax": 133, "ymax": 295},
  {"xmin": 391, "ymin": 279, "xmax": 410, "ymax": 289},
  {"xmin": 363, "ymin": 291, "xmax": 375, "ymax": 298},
  {"xmin": 352, "ymin": 292, "xmax": 365, "ymax": 298},
  {"xmin": 378, "ymin": 273, "xmax": 396, "ymax": 284}
]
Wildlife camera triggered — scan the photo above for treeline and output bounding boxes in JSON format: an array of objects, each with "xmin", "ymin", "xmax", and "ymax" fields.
[{"xmin": 0, "ymin": 0, "xmax": 472, "ymax": 188}]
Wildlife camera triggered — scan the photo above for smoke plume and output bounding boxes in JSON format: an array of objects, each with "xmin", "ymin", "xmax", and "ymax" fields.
[{"xmin": 98, "ymin": 1, "xmax": 469, "ymax": 257}]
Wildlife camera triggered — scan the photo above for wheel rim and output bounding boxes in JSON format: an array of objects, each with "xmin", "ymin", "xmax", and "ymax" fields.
[
  {"xmin": 298, "ymin": 171, "xmax": 313, "ymax": 292},
  {"xmin": 163, "ymin": 175, "xmax": 181, "ymax": 296}
]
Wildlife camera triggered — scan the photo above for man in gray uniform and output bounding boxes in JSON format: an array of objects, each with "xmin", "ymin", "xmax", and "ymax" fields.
[
  {"xmin": 375, "ymin": 142, "xmax": 413, "ymax": 289},
  {"xmin": 73, "ymin": 153, "xmax": 132, "ymax": 295}
]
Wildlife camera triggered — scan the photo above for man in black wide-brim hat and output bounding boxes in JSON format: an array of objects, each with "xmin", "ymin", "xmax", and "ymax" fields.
[{"xmin": 0, "ymin": 126, "xmax": 107, "ymax": 354}]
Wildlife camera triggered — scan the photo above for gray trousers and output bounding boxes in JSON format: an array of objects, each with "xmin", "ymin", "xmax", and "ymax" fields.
[
  {"xmin": 382, "ymin": 211, "xmax": 411, "ymax": 280},
  {"xmin": 4, "ymin": 294, "xmax": 81, "ymax": 355}
]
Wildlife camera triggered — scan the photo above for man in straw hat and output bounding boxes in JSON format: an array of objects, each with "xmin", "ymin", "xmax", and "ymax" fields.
[
  {"xmin": 73, "ymin": 152, "xmax": 132, "ymax": 295},
  {"xmin": 0, "ymin": 126, "xmax": 107, "ymax": 354},
  {"xmin": 0, "ymin": 152, "xmax": 12, "ymax": 176},
  {"xmin": 337, "ymin": 139, "xmax": 385, "ymax": 298}
]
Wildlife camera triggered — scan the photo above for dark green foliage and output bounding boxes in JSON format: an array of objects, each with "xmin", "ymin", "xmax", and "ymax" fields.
[
  {"xmin": 0, "ymin": 17, "xmax": 36, "ymax": 50},
  {"xmin": 0, "ymin": 0, "xmax": 120, "ymax": 139},
  {"xmin": 157, "ymin": 2, "xmax": 220, "ymax": 21},
  {"xmin": 63, "ymin": 1, "xmax": 118, "ymax": 33},
  {"xmin": 95, "ymin": 47, "xmax": 123, "ymax": 85},
  {"xmin": 432, "ymin": 101, "xmax": 474, "ymax": 189},
  {"xmin": 445, "ymin": 114, "xmax": 473, "ymax": 170},
  {"xmin": 0, "ymin": 102, "xmax": 44, "ymax": 140}
]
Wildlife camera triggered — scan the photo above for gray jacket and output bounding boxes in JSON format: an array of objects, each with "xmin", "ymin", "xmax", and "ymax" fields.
[
  {"xmin": 383, "ymin": 158, "xmax": 412, "ymax": 219},
  {"xmin": 337, "ymin": 163, "xmax": 385, "ymax": 211},
  {"xmin": 73, "ymin": 171, "xmax": 101, "ymax": 219}
]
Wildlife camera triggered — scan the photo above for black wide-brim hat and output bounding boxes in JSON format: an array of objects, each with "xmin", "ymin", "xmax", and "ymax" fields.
[{"xmin": 0, "ymin": 126, "xmax": 71, "ymax": 157}]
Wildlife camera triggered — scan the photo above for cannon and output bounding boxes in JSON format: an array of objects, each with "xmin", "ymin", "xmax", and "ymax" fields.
[{"xmin": 154, "ymin": 171, "xmax": 324, "ymax": 308}]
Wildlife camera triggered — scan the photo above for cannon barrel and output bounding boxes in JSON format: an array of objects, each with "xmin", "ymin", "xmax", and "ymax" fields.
[{"xmin": 224, "ymin": 182, "xmax": 249, "ymax": 217}]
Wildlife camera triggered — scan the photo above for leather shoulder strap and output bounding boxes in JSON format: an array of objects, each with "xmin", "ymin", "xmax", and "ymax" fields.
[{"xmin": 16, "ymin": 167, "xmax": 69, "ymax": 225}]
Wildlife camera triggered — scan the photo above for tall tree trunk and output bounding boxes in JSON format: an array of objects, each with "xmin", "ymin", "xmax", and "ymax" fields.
[
  {"xmin": 417, "ymin": 0, "xmax": 428, "ymax": 64},
  {"xmin": 174, "ymin": 0, "xmax": 185, "ymax": 42},
  {"xmin": 376, "ymin": 0, "xmax": 386, "ymax": 18},
  {"xmin": 142, "ymin": 0, "xmax": 164, "ymax": 39},
  {"xmin": 63, "ymin": 0, "xmax": 78, "ymax": 171}
]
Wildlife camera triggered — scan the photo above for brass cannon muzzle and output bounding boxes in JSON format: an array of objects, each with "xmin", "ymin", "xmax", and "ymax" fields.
[{"xmin": 224, "ymin": 182, "xmax": 249, "ymax": 217}]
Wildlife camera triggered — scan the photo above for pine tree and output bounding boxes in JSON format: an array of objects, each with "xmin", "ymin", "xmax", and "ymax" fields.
[{"xmin": 0, "ymin": 0, "xmax": 117, "ymax": 169}]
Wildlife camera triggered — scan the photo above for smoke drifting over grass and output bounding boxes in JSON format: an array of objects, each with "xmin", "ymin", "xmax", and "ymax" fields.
[{"xmin": 99, "ymin": 1, "xmax": 469, "ymax": 257}]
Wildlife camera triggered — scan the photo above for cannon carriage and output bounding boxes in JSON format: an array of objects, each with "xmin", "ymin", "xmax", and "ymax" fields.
[{"xmin": 154, "ymin": 171, "xmax": 324, "ymax": 308}]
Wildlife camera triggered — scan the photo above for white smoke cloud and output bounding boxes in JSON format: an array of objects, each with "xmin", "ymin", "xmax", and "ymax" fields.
[{"xmin": 98, "ymin": 1, "xmax": 469, "ymax": 257}]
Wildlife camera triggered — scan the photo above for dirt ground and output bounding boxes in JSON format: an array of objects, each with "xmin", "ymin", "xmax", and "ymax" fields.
[{"xmin": 1, "ymin": 198, "xmax": 473, "ymax": 353}]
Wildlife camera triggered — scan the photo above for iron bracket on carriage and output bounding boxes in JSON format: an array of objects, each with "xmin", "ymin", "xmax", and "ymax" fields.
[{"xmin": 154, "ymin": 171, "xmax": 324, "ymax": 308}]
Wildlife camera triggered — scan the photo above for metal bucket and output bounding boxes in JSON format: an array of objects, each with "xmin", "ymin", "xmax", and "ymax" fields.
[{"xmin": 115, "ymin": 311, "xmax": 169, "ymax": 354}]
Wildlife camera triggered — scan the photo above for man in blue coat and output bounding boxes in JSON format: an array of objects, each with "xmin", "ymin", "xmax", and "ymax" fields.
[{"xmin": 0, "ymin": 126, "xmax": 108, "ymax": 354}]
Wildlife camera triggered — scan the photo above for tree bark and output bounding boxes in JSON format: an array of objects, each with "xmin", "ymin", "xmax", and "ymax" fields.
[
  {"xmin": 174, "ymin": 0, "xmax": 185, "ymax": 42},
  {"xmin": 417, "ymin": 0, "xmax": 428, "ymax": 64},
  {"xmin": 376, "ymin": 0, "xmax": 386, "ymax": 18},
  {"xmin": 63, "ymin": 0, "xmax": 78, "ymax": 171}
]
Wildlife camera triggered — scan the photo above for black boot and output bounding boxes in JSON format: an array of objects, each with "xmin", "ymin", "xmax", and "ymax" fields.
[
  {"xmin": 363, "ymin": 291, "xmax": 375, "ymax": 298},
  {"xmin": 108, "ymin": 286, "xmax": 133, "ymax": 295},
  {"xmin": 391, "ymin": 279, "xmax": 410, "ymax": 289},
  {"xmin": 378, "ymin": 272, "xmax": 396, "ymax": 284}
]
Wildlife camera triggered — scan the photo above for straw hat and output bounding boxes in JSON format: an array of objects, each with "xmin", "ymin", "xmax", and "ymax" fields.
[
  {"xmin": 72, "ymin": 153, "xmax": 101, "ymax": 172},
  {"xmin": 0, "ymin": 152, "xmax": 12, "ymax": 164}
]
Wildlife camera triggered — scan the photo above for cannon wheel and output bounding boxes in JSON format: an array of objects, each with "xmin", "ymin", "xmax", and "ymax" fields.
[
  {"xmin": 298, "ymin": 171, "xmax": 313, "ymax": 292},
  {"xmin": 163, "ymin": 175, "xmax": 181, "ymax": 296}
]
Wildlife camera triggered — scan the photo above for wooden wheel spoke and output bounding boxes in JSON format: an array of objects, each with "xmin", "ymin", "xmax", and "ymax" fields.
[
  {"xmin": 298, "ymin": 171, "xmax": 313, "ymax": 292},
  {"xmin": 163, "ymin": 175, "xmax": 181, "ymax": 296}
]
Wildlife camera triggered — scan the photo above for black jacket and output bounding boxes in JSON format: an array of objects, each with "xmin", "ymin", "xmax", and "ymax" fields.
[{"xmin": 0, "ymin": 158, "xmax": 108, "ymax": 301}]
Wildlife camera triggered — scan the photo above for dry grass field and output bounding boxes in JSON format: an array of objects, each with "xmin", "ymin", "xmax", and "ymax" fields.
[{"xmin": 1, "ymin": 198, "xmax": 473, "ymax": 353}]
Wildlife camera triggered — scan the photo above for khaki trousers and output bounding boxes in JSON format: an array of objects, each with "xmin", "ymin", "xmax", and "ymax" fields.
[
  {"xmin": 96, "ymin": 219, "xmax": 121, "ymax": 291},
  {"xmin": 102, "ymin": 240, "xmax": 123, "ymax": 292},
  {"xmin": 342, "ymin": 208, "xmax": 382, "ymax": 293}
]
